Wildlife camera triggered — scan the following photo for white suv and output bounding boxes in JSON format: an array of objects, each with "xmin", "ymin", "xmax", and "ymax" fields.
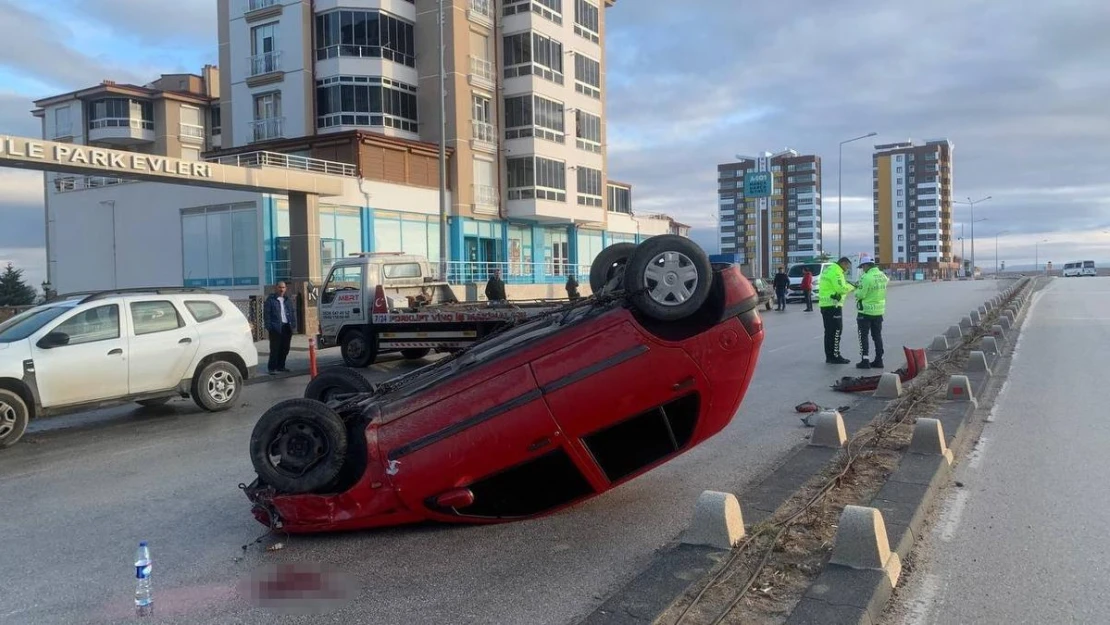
[{"xmin": 0, "ymin": 288, "xmax": 259, "ymax": 448}]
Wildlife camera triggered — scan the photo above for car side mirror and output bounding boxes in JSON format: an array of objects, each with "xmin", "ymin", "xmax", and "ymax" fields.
[{"xmin": 37, "ymin": 331, "xmax": 70, "ymax": 349}]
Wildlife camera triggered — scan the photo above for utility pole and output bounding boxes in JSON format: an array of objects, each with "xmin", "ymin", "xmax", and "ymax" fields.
[
  {"xmin": 954, "ymin": 196, "xmax": 992, "ymax": 278},
  {"xmin": 837, "ymin": 131, "xmax": 877, "ymax": 257},
  {"xmin": 437, "ymin": 0, "xmax": 448, "ymax": 281}
]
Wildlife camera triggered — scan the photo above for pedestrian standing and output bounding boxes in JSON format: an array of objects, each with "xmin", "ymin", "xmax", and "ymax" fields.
[
  {"xmin": 854, "ymin": 255, "xmax": 890, "ymax": 369},
  {"xmin": 566, "ymin": 274, "xmax": 581, "ymax": 300},
  {"xmin": 818, "ymin": 257, "xmax": 855, "ymax": 364},
  {"xmin": 801, "ymin": 268, "xmax": 814, "ymax": 312},
  {"xmin": 485, "ymin": 268, "xmax": 507, "ymax": 302},
  {"xmin": 263, "ymin": 282, "xmax": 297, "ymax": 374},
  {"xmin": 772, "ymin": 266, "xmax": 790, "ymax": 311}
]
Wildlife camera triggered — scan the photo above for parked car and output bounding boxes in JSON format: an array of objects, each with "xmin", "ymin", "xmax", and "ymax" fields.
[
  {"xmin": 242, "ymin": 236, "xmax": 766, "ymax": 534},
  {"xmin": 748, "ymin": 277, "xmax": 774, "ymax": 311},
  {"xmin": 0, "ymin": 287, "xmax": 259, "ymax": 448}
]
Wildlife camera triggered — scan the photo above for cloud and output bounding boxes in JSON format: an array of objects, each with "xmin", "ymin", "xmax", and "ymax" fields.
[{"xmin": 68, "ymin": 0, "xmax": 214, "ymax": 46}]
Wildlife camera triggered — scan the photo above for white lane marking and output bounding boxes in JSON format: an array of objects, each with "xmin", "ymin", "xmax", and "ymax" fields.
[
  {"xmin": 939, "ymin": 489, "xmax": 971, "ymax": 542},
  {"xmin": 967, "ymin": 436, "xmax": 989, "ymax": 469},
  {"xmin": 900, "ymin": 572, "xmax": 942, "ymax": 625}
]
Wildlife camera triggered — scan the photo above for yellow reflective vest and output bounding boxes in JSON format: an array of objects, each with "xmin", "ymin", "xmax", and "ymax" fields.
[
  {"xmin": 856, "ymin": 267, "xmax": 889, "ymax": 316},
  {"xmin": 818, "ymin": 264, "xmax": 854, "ymax": 308}
]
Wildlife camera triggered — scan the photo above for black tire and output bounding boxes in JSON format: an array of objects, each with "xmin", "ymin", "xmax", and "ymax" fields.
[
  {"xmin": 340, "ymin": 329, "xmax": 376, "ymax": 368},
  {"xmin": 136, "ymin": 397, "xmax": 172, "ymax": 408},
  {"xmin": 400, "ymin": 348, "xmax": 431, "ymax": 360},
  {"xmin": 191, "ymin": 360, "xmax": 243, "ymax": 412},
  {"xmin": 624, "ymin": 235, "xmax": 713, "ymax": 322},
  {"xmin": 249, "ymin": 399, "xmax": 348, "ymax": 494},
  {"xmin": 304, "ymin": 368, "xmax": 376, "ymax": 403},
  {"xmin": 0, "ymin": 389, "xmax": 29, "ymax": 449},
  {"xmin": 589, "ymin": 242, "xmax": 638, "ymax": 293}
]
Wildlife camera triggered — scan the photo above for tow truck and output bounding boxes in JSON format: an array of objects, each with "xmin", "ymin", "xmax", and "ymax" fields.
[{"xmin": 316, "ymin": 252, "xmax": 565, "ymax": 367}]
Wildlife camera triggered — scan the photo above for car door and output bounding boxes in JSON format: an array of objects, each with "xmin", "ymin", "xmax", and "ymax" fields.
[
  {"xmin": 530, "ymin": 319, "xmax": 709, "ymax": 489},
  {"xmin": 125, "ymin": 298, "xmax": 201, "ymax": 394},
  {"xmin": 31, "ymin": 303, "xmax": 129, "ymax": 407},
  {"xmin": 319, "ymin": 264, "xmax": 366, "ymax": 341}
]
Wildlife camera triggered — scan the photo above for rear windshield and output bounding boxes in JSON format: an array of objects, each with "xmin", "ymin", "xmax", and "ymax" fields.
[{"xmin": 789, "ymin": 263, "xmax": 823, "ymax": 278}]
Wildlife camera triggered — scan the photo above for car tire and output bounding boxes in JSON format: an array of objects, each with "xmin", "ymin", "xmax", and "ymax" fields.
[
  {"xmin": 400, "ymin": 348, "xmax": 431, "ymax": 360},
  {"xmin": 625, "ymin": 235, "xmax": 713, "ymax": 322},
  {"xmin": 340, "ymin": 329, "xmax": 376, "ymax": 368},
  {"xmin": 304, "ymin": 368, "xmax": 376, "ymax": 403},
  {"xmin": 249, "ymin": 398, "xmax": 348, "ymax": 494},
  {"xmin": 0, "ymin": 389, "xmax": 29, "ymax": 449},
  {"xmin": 589, "ymin": 242, "xmax": 638, "ymax": 294},
  {"xmin": 191, "ymin": 360, "xmax": 242, "ymax": 412},
  {"xmin": 136, "ymin": 397, "xmax": 172, "ymax": 408},
  {"xmin": 765, "ymin": 300, "xmax": 772, "ymax": 311}
]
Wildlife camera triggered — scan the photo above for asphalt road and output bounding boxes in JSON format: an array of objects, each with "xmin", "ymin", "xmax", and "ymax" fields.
[
  {"xmin": 0, "ymin": 279, "xmax": 1010, "ymax": 625},
  {"xmin": 885, "ymin": 277, "xmax": 1110, "ymax": 625}
]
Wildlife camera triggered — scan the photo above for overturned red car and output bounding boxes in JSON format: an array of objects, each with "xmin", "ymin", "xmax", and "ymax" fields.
[{"xmin": 243, "ymin": 236, "xmax": 765, "ymax": 534}]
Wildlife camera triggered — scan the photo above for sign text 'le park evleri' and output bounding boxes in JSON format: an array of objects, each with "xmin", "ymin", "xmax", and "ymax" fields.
[{"xmin": 0, "ymin": 136, "xmax": 215, "ymax": 178}]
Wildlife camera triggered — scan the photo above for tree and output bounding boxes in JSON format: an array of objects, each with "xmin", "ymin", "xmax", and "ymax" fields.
[{"xmin": 0, "ymin": 263, "xmax": 37, "ymax": 306}]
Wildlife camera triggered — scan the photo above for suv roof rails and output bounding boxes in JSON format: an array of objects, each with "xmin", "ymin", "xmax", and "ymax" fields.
[{"xmin": 58, "ymin": 287, "xmax": 213, "ymax": 305}]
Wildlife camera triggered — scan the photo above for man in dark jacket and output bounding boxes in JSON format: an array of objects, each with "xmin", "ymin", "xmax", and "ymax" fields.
[
  {"xmin": 566, "ymin": 274, "xmax": 581, "ymax": 301},
  {"xmin": 485, "ymin": 269, "xmax": 507, "ymax": 302},
  {"xmin": 772, "ymin": 266, "xmax": 790, "ymax": 311},
  {"xmin": 263, "ymin": 282, "xmax": 297, "ymax": 374}
]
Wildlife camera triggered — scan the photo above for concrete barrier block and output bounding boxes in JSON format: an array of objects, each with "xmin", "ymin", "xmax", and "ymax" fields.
[
  {"xmin": 991, "ymin": 324, "xmax": 1007, "ymax": 340},
  {"xmin": 946, "ymin": 325, "xmax": 963, "ymax": 339},
  {"xmin": 978, "ymin": 305, "xmax": 988, "ymax": 315},
  {"xmin": 829, "ymin": 505, "xmax": 902, "ymax": 586},
  {"xmin": 959, "ymin": 316, "xmax": 973, "ymax": 329},
  {"xmin": 967, "ymin": 350, "xmax": 991, "ymax": 374},
  {"xmin": 874, "ymin": 372, "xmax": 903, "ymax": 399},
  {"xmin": 980, "ymin": 336, "xmax": 999, "ymax": 354},
  {"xmin": 908, "ymin": 417, "xmax": 954, "ymax": 464},
  {"xmin": 946, "ymin": 374, "xmax": 975, "ymax": 402},
  {"xmin": 999, "ymin": 316, "xmax": 1012, "ymax": 331},
  {"xmin": 985, "ymin": 301, "xmax": 994, "ymax": 312},
  {"xmin": 809, "ymin": 410, "xmax": 847, "ymax": 448},
  {"xmin": 681, "ymin": 490, "xmax": 746, "ymax": 549},
  {"xmin": 930, "ymin": 335, "xmax": 950, "ymax": 351},
  {"xmin": 970, "ymin": 310, "xmax": 981, "ymax": 325}
]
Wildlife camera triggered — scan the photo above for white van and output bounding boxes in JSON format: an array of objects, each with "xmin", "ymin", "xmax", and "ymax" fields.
[
  {"xmin": 786, "ymin": 255, "xmax": 863, "ymax": 302},
  {"xmin": 1062, "ymin": 262, "xmax": 1082, "ymax": 277},
  {"xmin": 1081, "ymin": 260, "xmax": 1097, "ymax": 277}
]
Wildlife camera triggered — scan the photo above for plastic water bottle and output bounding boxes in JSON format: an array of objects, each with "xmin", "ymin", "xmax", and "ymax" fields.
[{"xmin": 134, "ymin": 541, "xmax": 153, "ymax": 617}]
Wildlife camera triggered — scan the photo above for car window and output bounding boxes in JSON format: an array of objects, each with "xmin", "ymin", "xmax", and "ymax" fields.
[
  {"xmin": 0, "ymin": 304, "xmax": 75, "ymax": 343},
  {"xmin": 52, "ymin": 304, "xmax": 120, "ymax": 345},
  {"xmin": 383, "ymin": 263, "xmax": 422, "ymax": 279},
  {"xmin": 130, "ymin": 301, "xmax": 185, "ymax": 336},
  {"xmin": 185, "ymin": 300, "xmax": 223, "ymax": 323},
  {"xmin": 323, "ymin": 265, "xmax": 364, "ymax": 304}
]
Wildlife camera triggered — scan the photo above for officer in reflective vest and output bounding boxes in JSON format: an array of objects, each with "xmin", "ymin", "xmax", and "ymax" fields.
[
  {"xmin": 854, "ymin": 254, "xmax": 890, "ymax": 369},
  {"xmin": 818, "ymin": 257, "xmax": 855, "ymax": 364}
]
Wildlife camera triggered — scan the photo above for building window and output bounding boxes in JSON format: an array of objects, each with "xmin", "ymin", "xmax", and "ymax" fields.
[
  {"xmin": 503, "ymin": 0, "xmax": 562, "ymax": 25},
  {"xmin": 608, "ymin": 184, "xmax": 631, "ymax": 214},
  {"xmin": 897, "ymin": 235, "xmax": 904, "ymax": 241},
  {"xmin": 315, "ymin": 10, "xmax": 416, "ymax": 67},
  {"xmin": 179, "ymin": 105, "xmax": 204, "ymax": 141},
  {"xmin": 898, "ymin": 246, "xmax": 904, "ymax": 252},
  {"xmin": 507, "ymin": 156, "xmax": 566, "ymax": 202},
  {"xmin": 182, "ymin": 204, "xmax": 260, "ymax": 287},
  {"xmin": 251, "ymin": 92, "xmax": 282, "ymax": 141},
  {"xmin": 315, "ymin": 75, "xmax": 418, "ymax": 133},
  {"xmin": 507, "ymin": 224, "xmax": 533, "ymax": 276},
  {"xmin": 473, "ymin": 158, "xmax": 497, "ymax": 209},
  {"xmin": 88, "ymin": 98, "xmax": 154, "ymax": 130},
  {"xmin": 180, "ymin": 146, "xmax": 201, "ymax": 161},
  {"xmin": 896, "ymin": 211, "xmax": 903, "ymax": 219},
  {"xmin": 504, "ymin": 94, "xmax": 565, "ymax": 143},
  {"xmin": 53, "ymin": 106, "xmax": 71, "ymax": 138},
  {"xmin": 574, "ymin": 53, "xmax": 601, "ymax": 99},
  {"xmin": 574, "ymin": 0, "xmax": 600, "ymax": 42},
  {"xmin": 250, "ymin": 22, "xmax": 279, "ymax": 75},
  {"xmin": 503, "ymin": 31, "xmax": 564, "ymax": 85},
  {"xmin": 575, "ymin": 110, "xmax": 601, "ymax": 153},
  {"xmin": 576, "ymin": 166, "xmax": 602, "ymax": 207},
  {"xmin": 897, "ymin": 189, "xmax": 903, "ymax": 196}
]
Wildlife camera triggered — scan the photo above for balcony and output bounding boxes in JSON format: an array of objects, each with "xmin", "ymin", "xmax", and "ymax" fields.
[
  {"xmin": 470, "ymin": 120, "xmax": 497, "ymax": 153},
  {"xmin": 88, "ymin": 116, "xmax": 155, "ymax": 145},
  {"xmin": 467, "ymin": 0, "xmax": 493, "ymax": 27},
  {"xmin": 206, "ymin": 150, "xmax": 356, "ymax": 176},
  {"xmin": 245, "ymin": 0, "xmax": 282, "ymax": 21},
  {"xmin": 179, "ymin": 123, "xmax": 205, "ymax": 143},
  {"xmin": 247, "ymin": 51, "xmax": 284, "ymax": 87},
  {"xmin": 468, "ymin": 56, "xmax": 494, "ymax": 90},
  {"xmin": 249, "ymin": 117, "xmax": 284, "ymax": 143},
  {"xmin": 472, "ymin": 184, "xmax": 499, "ymax": 215},
  {"xmin": 507, "ymin": 190, "xmax": 602, "ymax": 224}
]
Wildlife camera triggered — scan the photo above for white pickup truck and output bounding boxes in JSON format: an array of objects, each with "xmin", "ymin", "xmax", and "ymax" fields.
[{"xmin": 316, "ymin": 253, "xmax": 563, "ymax": 367}]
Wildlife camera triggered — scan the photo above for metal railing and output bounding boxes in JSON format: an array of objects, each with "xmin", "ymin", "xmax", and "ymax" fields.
[
  {"xmin": 247, "ymin": 0, "xmax": 278, "ymax": 10},
  {"xmin": 472, "ymin": 120, "xmax": 495, "ymax": 144},
  {"xmin": 249, "ymin": 117, "xmax": 283, "ymax": 142},
  {"xmin": 179, "ymin": 123, "xmax": 205, "ymax": 139},
  {"xmin": 54, "ymin": 175, "xmax": 141, "ymax": 193},
  {"xmin": 249, "ymin": 50, "xmax": 282, "ymax": 76},
  {"xmin": 206, "ymin": 150, "xmax": 356, "ymax": 177},
  {"xmin": 89, "ymin": 117, "xmax": 154, "ymax": 131},
  {"xmin": 266, "ymin": 259, "xmax": 591, "ymax": 288},
  {"xmin": 469, "ymin": 0, "xmax": 493, "ymax": 19},
  {"xmin": 472, "ymin": 184, "xmax": 498, "ymax": 213},
  {"xmin": 469, "ymin": 56, "xmax": 494, "ymax": 83}
]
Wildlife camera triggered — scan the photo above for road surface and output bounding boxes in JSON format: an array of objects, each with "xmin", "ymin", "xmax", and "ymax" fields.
[
  {"xmin": 885, "ymin": 277, "xmax": 1110, "ymax": 624},
  {"xmin": 0, "ymin": 280, "xmax": 1008, "ymax": 625}
]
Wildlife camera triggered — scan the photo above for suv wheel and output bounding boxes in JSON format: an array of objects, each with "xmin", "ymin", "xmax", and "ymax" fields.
[
  {"xmin": 0, "ymin": 389, "xmax": 29, "ymax": 449},
  {"xmin": 625, "ymin": 235, "xmax": 713, "ymax": 322},
  {"xmin": 191, "ymin": 360, "xmax": 242, "ymax": 412},
  {"xmin": 249, "ymin": 399, "xmax": 348, "ymax": 494},
  {"xmin": 340, "ymin": 330, "xmax": 376, "ymax": 368}
]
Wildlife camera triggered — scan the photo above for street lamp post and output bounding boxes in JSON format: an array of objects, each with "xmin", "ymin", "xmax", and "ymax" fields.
[
  {"xmin": 994, "ymin": 230, "xmax": 1009, "ymax": 276},
  {"xmin": 1035, "ymin": 239, "xmax": 1049, "ymax": 272},
  {"xmin": 837, "ymin": 131, "xmax": 878, "ymax": 257},
  {"xmin": 954, "ymin": 196, "xmax": 992, "ymax": 278}
]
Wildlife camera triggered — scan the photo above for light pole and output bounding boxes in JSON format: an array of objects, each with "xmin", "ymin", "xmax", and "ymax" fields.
[
  {"xmin": 1034, "ymin": 239, "xmax": 1049, "ymax": 272},
  {"xmin": 994, "ymin": 230, "xmax": 1009, "ymax": 276},
  {"xmin": 954, "ymin": 196, "xmax": 992, "ymax": 278},
  {"xmin": 957, "ymin": 218, "xmax": 986, "ymax": 276},
  {"xmin": 837, "ymin": 131, "xmax": 878, "ymax": 257}
]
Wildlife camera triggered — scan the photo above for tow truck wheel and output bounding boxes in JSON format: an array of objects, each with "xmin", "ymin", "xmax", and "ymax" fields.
[
  {"xmin": 249, "ymin": 399, "xmax": 348, "ymax": 494},
  {"xmin": 589, "ymin": 242, "xmax": 638, "ymax": 294},
  {"xmin": 625, "ymin": 235, "xmax": 713, "ymax": 322},
  {"xmin": 304, "ymin": 368, "xmax": 376, "ymax": 403},
  {"xmin": 340, "ymin": 329, "xmax": 376, "ymax": 368}
]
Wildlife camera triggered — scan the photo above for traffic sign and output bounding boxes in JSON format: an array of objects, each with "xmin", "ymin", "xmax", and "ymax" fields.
[{"xmin": 743, "ymin": 171, "xmax": 773, "ymax": 198}]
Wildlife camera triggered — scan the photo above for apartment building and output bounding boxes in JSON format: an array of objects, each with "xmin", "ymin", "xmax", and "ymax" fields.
[
  {"xmin": 872, "ymin": 138, "xmax": 956, "ymax": 276},
  {"xmin": 717, "ymin": 150, "xmax": 822, "ymax": 276}
]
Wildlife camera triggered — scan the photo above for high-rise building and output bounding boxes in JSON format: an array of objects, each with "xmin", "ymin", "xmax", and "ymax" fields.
[
  {"xmin": 717, "ymin": 150, "xmax": 822, "ymax": 276},
  {"xmin": 872, "ymin": 139, "xmax": 955, "ymax": 276}
]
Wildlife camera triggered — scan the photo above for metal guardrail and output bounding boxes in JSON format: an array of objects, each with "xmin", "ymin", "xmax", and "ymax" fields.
[{"xmin": 205, "ymin": 151, "xmax": 357, "ymax": 177}]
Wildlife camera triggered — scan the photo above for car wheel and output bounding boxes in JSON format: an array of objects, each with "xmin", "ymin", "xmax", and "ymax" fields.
[
  {"xmin": 765, "ymin": 300, "xmax": 772, "ymax": 311},
  {"xmin": 249, "ymin": 399, "xmax": 348, "ymax": 494},
  {"xmin": 400, "ymin": 348, "xmax": 431, "ymax": 360},
  {"xmin": 340, "ymin": 329, "xmax": 376, "ymax": 368},
  {"xmin": 136, "ymin": 397, "xmax": 172, "ymax": 408},
  {"xmin": 191, "ymin": 360, "xmax": 242, "ymax": 412},
  {"xmin": 625, "ymin": 235, "xmax": 713, "ymax": 322},
  {"xmin": 304, "ymin": 368, "xmax": 376, "ymax": 403},
  {"xmin": 589, "ymin": 242, "xmax": 638, "ymax": 293},
  {"xmin": 0, "ymin": 389, "xmax": 29, "ymax": 449}
]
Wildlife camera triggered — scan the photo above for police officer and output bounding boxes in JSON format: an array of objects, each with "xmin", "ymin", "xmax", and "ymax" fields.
[
  {"xmin": 855, "ymin": 254, "xmax": 890, "ymax": 369},
  {"xmin": 819, "ymin": 257, "xmax": 855, "ymax": 364}
]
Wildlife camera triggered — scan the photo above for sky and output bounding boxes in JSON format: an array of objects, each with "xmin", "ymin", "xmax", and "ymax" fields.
[{"xmin": 1, "ymin": 0, "xmax": 1109, "ymax": 289}]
